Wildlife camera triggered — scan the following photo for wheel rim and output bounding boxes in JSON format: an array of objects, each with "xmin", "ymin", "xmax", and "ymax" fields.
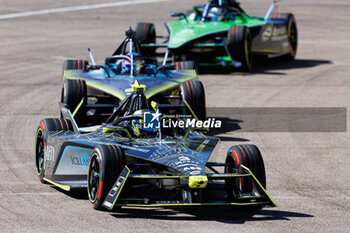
[
  {"xmin": 88, "ymin": 154, "xmax": 101, "ymax": 202},
  {"xmin": 288, "ymin": 20, "xmax": 297, "ymax": 56},
  {"xmin": 35, "ymin": 129, "xmax": 44, "ymax": 175}
]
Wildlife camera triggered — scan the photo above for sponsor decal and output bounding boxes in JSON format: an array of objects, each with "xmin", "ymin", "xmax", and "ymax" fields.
[
  {"xmin": 55, "ymin": 146, "xmax": 93, "ymax": 175},
  {"xmin": 45, "ymin": 146, "xmax": 55, "ymax": 161},
  {"xmin": 183, "ymin": 165, "xmax": 202, "ymax": 175},
  {"xmin": 71, "ymin": 152, "xmax": 90, "ymax": 167},
  {"xmin": 124, "ymin": 88, "xmax": 134, "ymax": 94},
  {"xmin": 262, "ymin": 25, "xmax": 287, "ymax": 42}
]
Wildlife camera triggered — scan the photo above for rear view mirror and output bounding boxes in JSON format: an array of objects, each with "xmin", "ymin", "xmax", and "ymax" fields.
[{"xmin": 154, "ymin": 65, "xmax": 176, "ymax": 77}]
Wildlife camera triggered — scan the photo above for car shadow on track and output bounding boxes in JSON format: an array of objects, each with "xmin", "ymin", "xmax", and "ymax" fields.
[
  {"xmin": 198, "ymin": 58, "xmax": 332, "ymax": 75},
  {"xmin": 110, "ymin": 206, "xmax": 313, "ymax": 223},
  {"xmin": 206, "ymin": 117, "xmax": 249, "ymax": 142},
  {"xmin": 54, "ymin": 188, "xmax": 89, "ymax": 200}
]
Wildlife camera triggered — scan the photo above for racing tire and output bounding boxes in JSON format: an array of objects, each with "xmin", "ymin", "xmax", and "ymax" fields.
[
  {"xmin": 62, "ymin": 59, "xmax": 89, "ymax": 72},
  {"xmin": 273, "ymin": 13, "xmax": 298, "ymax": 60},
  {"xmin": 180, "ymin": 80, "xmax": 206, "ymax": 121},
  {"xmin": 225, "ymin": 144, "xmax": 266, "ymax": 196},
  {"xmin": 135, "ymin": 22, "xmax": 156, "ymax": 56},
  {"xmin": 175, "ymin": 61, "xmax": 197, "ymax": 72},
  {"xmin": 227, "ymin": 25, "xmax": 253, "ymax": 72},
  {"xmin": 87, "ymin": 145, "xmax": 126, "ymax": 210},
  {"xmin": 35, "ymin": 118, "xmax": 74, "ymax": 183},
  {"xmin": 61, "ymin": 79, "xmax": 87, "ymax": 126}
]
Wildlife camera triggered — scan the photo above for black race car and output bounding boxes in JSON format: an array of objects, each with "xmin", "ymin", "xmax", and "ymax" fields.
[
  {"xmin": 61, "ymin": 28, "xmax": 203, "ymax": 128},
  {"xmin": 35, "ymin": 82, "xmax": 276, "ymax": 210}
]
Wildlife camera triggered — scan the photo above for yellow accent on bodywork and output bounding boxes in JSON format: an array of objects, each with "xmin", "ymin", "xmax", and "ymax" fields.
[
  {"xmin": 72, "ymin": 97, "xmax": 84, "ymax": 117},
  {"xmin": 131, "ymin": 80, "xmax": 146, "ymax": 92},
  {"xmin": 88, "ymin": 97, "xmax": 98, "ymax": 104},
  {"xmin": 188, "ymin": 175, "xmax": 208, "ymax": 188},
  {"xmin": 240, "ymin": 165, "xmax": 278, "ymax": 207},
  {"xmin": 102, "ymin": 127, "xmax": 133, "ymax": 141},
  {"xmin": 183, "ymin": 100, "xmax": 199, "ymax": 121},
  {"xmin": 195, "ymin": 144, "xmax": 205, "ymax": 152},
  {"xmin": 151, "ymin": 101, "xmax": 158, "ymax": 111},
  {"xmin": 115, "ymin": 202, "xmax": 272, "ymax": 207},
  {"xmin": 145, "ymin": 72, "xmax": 198, "ymax": 99},
  {"xmin": 43, "ymin": 178, "xmax": 71, "ymax": 191},
  {"xmin": 129, "ymin": 175, "xmax": 182, "ymax": 179},
  {"xmin": 252, "ymin": 49, "xmax": 278, "ymax": 53},
  {"xmin": 63, "ymin": 71, "xmax": 126, "ymax": 100}
]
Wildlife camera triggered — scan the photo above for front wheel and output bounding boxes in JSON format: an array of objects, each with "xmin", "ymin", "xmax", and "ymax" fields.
[
  {"xmin": 35, "ymin": 118, "xmax": 73, "ymax": 183},
  {"xmin": 225, "ymin": 144, "xmax": 266, "ymax": 196},
  {"xmin": 87, "ymin": 145, "xmax": 126, "ymax": 210}
]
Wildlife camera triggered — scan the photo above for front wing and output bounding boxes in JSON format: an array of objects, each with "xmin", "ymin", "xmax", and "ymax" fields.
[{"xmin": 103, "ymin": 165, "xmax": 277, "ymax": 210}]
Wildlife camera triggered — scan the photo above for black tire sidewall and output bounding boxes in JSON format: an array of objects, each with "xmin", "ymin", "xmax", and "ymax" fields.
[
  {"xmin": 180, "ymin": 80, "xmax": 206, "ymax": 121},
  {"xmin": 61, "ymin": 79, "xmax": 87, "ymax": 125},
  {"xmin": 227, "ymin": 26, "xmax": 252, "ymax": 71},
  {"xmin": 88, "ymin": 145, "xmax": 125, "ymax": 210},
  {"xmin": 225, "ymin": 144, "xmax": 266, "ymax": 193}
]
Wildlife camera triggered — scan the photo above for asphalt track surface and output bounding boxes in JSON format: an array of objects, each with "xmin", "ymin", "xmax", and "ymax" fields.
[{"xmin": 0, "ymin": 0, "xmax": 349, "ymax": 232}]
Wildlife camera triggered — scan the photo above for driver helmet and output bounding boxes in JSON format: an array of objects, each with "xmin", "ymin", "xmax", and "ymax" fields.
[
  {"xmin": 207, "ymin": 7, "xmax": 223, "ymax": 21},
  {"xmin": 131, "ymin": 110, "xmax": 159, "ymax": 137},
  {"xmin": 133, "ymin": 60, "xmax": 145, "ymax": 75},
  {"xmin": 120, "ymin": 59, "xmax": 135, "ymax": 75}
]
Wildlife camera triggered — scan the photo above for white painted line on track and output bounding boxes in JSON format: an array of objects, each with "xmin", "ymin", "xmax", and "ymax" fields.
[{"xmin": 0, "ymin": 0, "xmax": 168, "ymax": 20}]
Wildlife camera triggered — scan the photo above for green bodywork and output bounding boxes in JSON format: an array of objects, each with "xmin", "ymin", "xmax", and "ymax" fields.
[{"xmin": 166, "ymin": 13, "xmax": 265, "ymax": 49}]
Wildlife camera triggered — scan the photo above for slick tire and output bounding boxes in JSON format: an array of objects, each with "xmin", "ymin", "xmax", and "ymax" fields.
[
  {"xmin": 227, "ymin": 25, "xmax": 253, "ymax": 72},
  {"xmin": 273, "ymin": 13, "xmax": 298, "ymax": 60},
  {"xmin": 87, "ymin": 145, "xmax": 126, "ymax": 210},
  {"xmin": 135, "ymin": 22, "xmax": 156, "ymax": 56},
  {"xmin": 62, "ymin": 59, "xmax": 89, "ymax": 73},
  {"xmin": 225, "ymin": 144, "xmax": 266, "ymax": 195},
  {"xmin": 35, "ymin": 118, "xmax": 74, "ymax": 183},
  {"xmin": 61, "ymin": 79, "xmax": 87, "ymax": 126},
  {"xmin": 180, "ymin": 80, "xmax": 206, "ymax": 121},
  {"xmin": 174, "ymin": 61, "xmax": 197, "ymax": 72}
]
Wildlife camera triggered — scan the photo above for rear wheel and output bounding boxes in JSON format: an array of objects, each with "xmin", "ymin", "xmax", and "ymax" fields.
[
  {"xmin": 174, "ymin": 61, "xmax": 197, "ymax": 71},
  {"xmin": 87, "ymin": 145, "xmax": 126, "ymax": 210},
  {"xmin": 135, "ymin": 22, "xmax": 156, "ymax": 56},
  {"xmin": 180, "ymin": 80, "xmax": 206, "ymax": 121},
  {"xmin": 61, "ymin": 79, "xmax": 87, "ymax": 126},
  {"xmin": 227, "ymin": 26, "xmax": 252, "ymax": 71},
  {"xmin": 225, "ymin": 144, "xmax": 266, "ymax": 196},
  {"xmin": 277, "ymin": 13, "xmax": 298, "ymax": 60},
  {"xmin": 35, "ymin": 118, "xmax": 73, "ymax": 183}
]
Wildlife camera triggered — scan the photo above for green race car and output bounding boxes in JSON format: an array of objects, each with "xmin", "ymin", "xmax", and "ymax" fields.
[{"xmin": 136, "ymin": 0, "xmax": 297, "ymax": 71}]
